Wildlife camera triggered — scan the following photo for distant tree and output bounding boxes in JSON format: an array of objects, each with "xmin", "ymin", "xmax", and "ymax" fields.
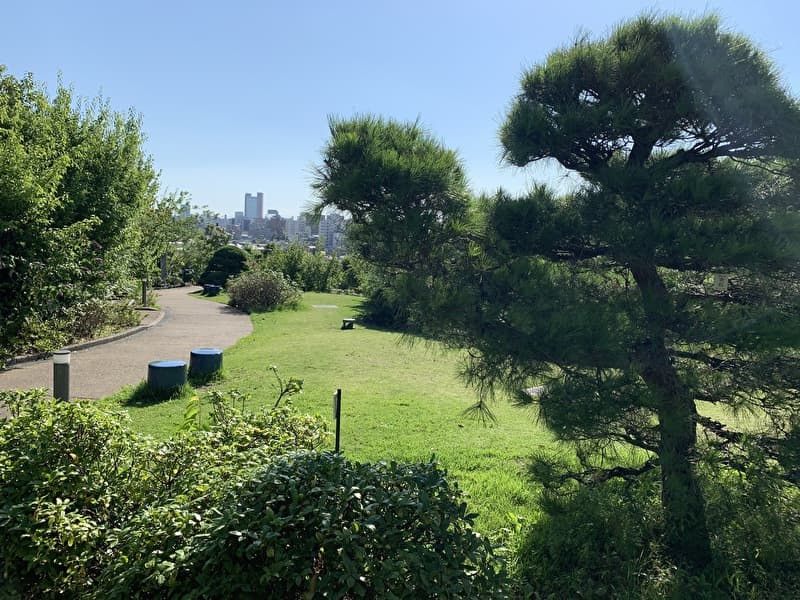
[
  {"xmin": 200, "ymin": 245, "xmax": 249, "ymax": 286},
  {"xmin": 130, "ymin": 192, "xmax": 198, "ymax": 288},
  {"xmin": 314, "ymin": 15, "xmax": 800, "ymax": 569}
]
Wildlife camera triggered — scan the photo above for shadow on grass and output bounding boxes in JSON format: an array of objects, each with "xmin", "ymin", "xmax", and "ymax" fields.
[
  {"xmin": 118, "ymin": 380, "xmax": 195, "ymax": 407},
  {"xmin": 188, "ymin": 369, "xmax": 225, "ymax": 388},
  {"xmin": 347, "ymin": 298, "xmax": 443, "ymax": 343}
]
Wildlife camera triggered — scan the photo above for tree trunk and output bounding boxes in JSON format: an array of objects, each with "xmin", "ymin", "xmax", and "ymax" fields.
[
  {"xmin": 631, "ymin": 261, "xmax": 712, "ymax": 569},
  {"xmin": 658, "ymin": 394, "xmax": 712, "ymax": 569}
]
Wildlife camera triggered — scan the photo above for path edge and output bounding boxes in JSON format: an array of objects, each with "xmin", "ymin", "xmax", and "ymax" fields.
[{"xmin": 3, "ymin": 310, "xmax": 166, "ymax": 368}]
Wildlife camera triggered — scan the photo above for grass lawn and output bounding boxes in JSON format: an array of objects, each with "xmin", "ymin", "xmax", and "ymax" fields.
[{"xmin": 106, "ymin": 291, "xmax": 555, "ymax": 535}]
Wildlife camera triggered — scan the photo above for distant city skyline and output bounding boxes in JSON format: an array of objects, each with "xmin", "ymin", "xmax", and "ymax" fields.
[{"xmin": 3, "ymin": 1, "xmax": 800, "ymax": 218}]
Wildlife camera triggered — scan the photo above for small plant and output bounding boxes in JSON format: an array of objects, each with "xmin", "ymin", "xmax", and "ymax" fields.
[{"xmin": 270, "ymin": 364, "xmax": 303, "ymax": 408}]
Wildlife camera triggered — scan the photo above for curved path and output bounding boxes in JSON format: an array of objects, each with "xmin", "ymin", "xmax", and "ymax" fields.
[{"xmin": 0, "ymin": 287, "xmax": 252, "ymax": 404}]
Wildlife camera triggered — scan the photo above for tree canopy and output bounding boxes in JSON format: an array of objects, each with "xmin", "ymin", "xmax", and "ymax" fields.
[
  {"xmin": 314, "ymin": 14, "xmax": 800, "ymax": 569},
  {"xmin": 0, "ymin": 67, "xmax": 161, "ymax": 354}
]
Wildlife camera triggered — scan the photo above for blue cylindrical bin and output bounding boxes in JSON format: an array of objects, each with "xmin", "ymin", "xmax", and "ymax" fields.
[
  {"xmin": 189, "ymin": 348, "xmax": 223, "ymax": 375},
  {"xmin": 148, "ymin": 360, "xmax": 187, "ymax": 391}
]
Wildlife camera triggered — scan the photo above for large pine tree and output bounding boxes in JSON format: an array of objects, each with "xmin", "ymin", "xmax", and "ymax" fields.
[{"xmin": 314, "ymin": 14, "xmax": 800, "ymax": 568}]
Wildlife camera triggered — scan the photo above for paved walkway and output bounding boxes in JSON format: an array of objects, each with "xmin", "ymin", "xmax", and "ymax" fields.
[{"xmin": 0, "ymin": 287, "xmax": 252, "ymax": 410}]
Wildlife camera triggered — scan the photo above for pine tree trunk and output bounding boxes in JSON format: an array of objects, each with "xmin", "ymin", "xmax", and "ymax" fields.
[
  {"xmin": 631, "ymin": 261, "xmax": 712, "ymax": 569},
  {"xmin": 658, "ymin": 395, "xmax": 712, "ymax": 569}
]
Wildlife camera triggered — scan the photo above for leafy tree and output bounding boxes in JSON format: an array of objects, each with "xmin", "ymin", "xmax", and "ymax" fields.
[
  {"xmin": 199, "ymin": 245, "xmax": 249, "ymax": 286},
  {"xmin": 0, "ymin": 67, "xmax": 157, "ymax": 354},
  {"xmin": 314, "ymin": 15, "xmax": 800, "ymax": 569},
  {"xmin": 261, "ymin": 241, "xmax": 343, "ymax": 292}
]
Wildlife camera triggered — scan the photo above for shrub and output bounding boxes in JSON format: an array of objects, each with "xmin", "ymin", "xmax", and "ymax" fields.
[
  {"xmin": 198, "ymin": 245, "xmax": 249, "ymax": 286},
  {"xmin": 65, "ymin": 298, "xmax": 140, "ymax": 342},
  {"xmin": 1, "ymin": 391, "xmax": 505, "ymax": 598},
  {"xmin": 0, "ymin": 390, "xmax": 327, "ymax": 597},
  {"xmin": 227, "ymin": 268, "xmax": 301, "ymax": 312},
  {"xmin": 0, "ymin": 393, "xmax": 146, "ymax": 597},
  {"xmin": 261, "ymin": 242, "xmax": 343, "ymax": 292},
  {"xmin": 300, "ymin": 251, "xmax": 341, "ymax": 292},
  {"xmin": 107, "ymin": 452, "xmax": 509, "ymax": 599},
  {"xmin": 514, "ymin": 467, "xmax": 800, "ymax": 599}
]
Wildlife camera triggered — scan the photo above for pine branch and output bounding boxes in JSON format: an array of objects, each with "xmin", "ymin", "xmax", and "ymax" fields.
[{"xmin": 567, "ymin": 458, "xmax": 659, "ymax": 486}]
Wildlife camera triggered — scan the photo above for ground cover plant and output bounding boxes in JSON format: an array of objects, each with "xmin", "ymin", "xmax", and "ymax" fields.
[{"xmin": 0, "ymin": 390, "xmax": 506, "ymax": 598}]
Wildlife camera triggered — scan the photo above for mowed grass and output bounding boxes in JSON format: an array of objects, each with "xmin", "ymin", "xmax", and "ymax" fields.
[{"xmin": 109, "ymin": 292, "xmax": 554, "ymax": 534}]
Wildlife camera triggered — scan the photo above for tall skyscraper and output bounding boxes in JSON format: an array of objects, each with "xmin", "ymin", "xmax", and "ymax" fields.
[{"xmin": 244, "ymin": 192, "xmax": 264, "ymax": 220}]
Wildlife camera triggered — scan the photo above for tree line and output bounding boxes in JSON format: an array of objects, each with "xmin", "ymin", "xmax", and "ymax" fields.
[{"xmin": 0, "ymin": 67, "xmax": 228, "ymax": 357}]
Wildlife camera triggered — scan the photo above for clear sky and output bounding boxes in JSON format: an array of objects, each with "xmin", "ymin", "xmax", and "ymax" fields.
[{"xmin": 2, "ymin": 1, "xmax": 799, "ymax": 218}]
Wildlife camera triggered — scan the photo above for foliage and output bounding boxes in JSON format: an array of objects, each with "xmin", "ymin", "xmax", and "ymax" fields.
[
  {"xmin": 339, "ymin": 254, "xmax": 364, "ymax": 291},
  {"xmin": 355, "ymin": 263, "xmax": 413, "ymax": 328},
  {"xmin": 261, "ymin": 241, "xmax": 343, "ymax": 292},
  {"xmin": 179, "ymin": 222, "xmax": 231, "ymax": 283},
  {"xmin": 226, "ymin": 267, "xmax": 301, "ymax": 312},
  {"xmin": 515, "ymin": 466, "xmax": 800, "ymax": 599},
  {"xmin": 313, "ymin": 14, "xmax": 800, "ymax": 570},
  {"xmin": 129, "ymin": 192, "xmax": 197, "ymax": 286},
  {"xmin": 199, "ymin": 245, "xmax": 249, "ymax": 286},
  {"xmin": 105, "ymin": 452, "xmax": 508, "ymax": 599},
  {"xmin": 0, "ymin": 393, "xmax": 147, "ymax": 597},
  {"xmin": 0, "ymin": 67, "xmax": 158, "ymax": 356},
  {"xmin": 1, "ymin": 390, "xmax": 503, "ymax": 597},
  {"xmin": 0, "ymin": 390, "xmax": 327, "ymax": 597}
]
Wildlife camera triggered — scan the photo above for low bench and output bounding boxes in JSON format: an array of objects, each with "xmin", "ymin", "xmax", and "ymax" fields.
[
  {"xmin": 189, "ymin": 348, "xmax": 223, "ymax": 375},
  {"xmin": 341, "ymin": 318, "xmax": 356, "ymax": 330},
  {"xmin": 148, "ymin": 360, "xmax": 187, "ymax": 391},
  {"xmin": 203, "ymin": 284, "xmax": 222, "ymax": 296}
]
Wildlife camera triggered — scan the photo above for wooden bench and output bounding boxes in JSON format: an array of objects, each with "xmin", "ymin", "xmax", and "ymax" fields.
[{"xmin": 341, "ymin": 318, "xmax": 356, "ymax": 330}]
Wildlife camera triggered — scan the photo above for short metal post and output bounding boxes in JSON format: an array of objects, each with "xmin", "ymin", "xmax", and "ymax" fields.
[
  {"xmin": 141, "ymin": 278, "xmax": 148, "ymax": 307},
  {"xmin": 333, "ymin": 388, "xmax": 342, "ymax": 453},
  {"xmin": 53, "ymin": 350, "xmax": 71, "ymax": 402}
]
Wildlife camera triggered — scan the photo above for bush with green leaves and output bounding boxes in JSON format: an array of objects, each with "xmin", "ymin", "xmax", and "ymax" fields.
[
  {"xmin": 261, "ymin": 242, "xmax": 343, "ymax": 292},
  {"xmin": 226, "ymin": 268, "xmax": 301, "ymax": 312},
  {"xmin": 105, "ymin": 452, "xmax": 508, "ymax": 599},
  {"xmin": 0, "ymin": 390, "xmax": 505, "ymax": 598},
  {"xmin": 198, "ymin": 245, "xmax": 249, "ymax": 286},
  {"xmin": 0, "ymin": 390, "xmax": 147, "ymax": 597},
  {"xmin": 514, "ymin": 466, "xmax": 800, "ymax": 599},
  {"xmin": 0, "ymin": 390, "xmax": 327, "ymax": 597},
  {"xmin": 0, "ymin": 68, "xmax": 158, "ymax": 357}
]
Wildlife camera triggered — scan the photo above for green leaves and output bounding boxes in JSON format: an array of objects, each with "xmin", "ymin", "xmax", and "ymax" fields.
[
  {"xmin": 0, "ymin": 393, "xmax": 507, "ymax": 597},
  {"xmin": 0, "ymin": 68, "xmax": 158, "ymax": 355}
]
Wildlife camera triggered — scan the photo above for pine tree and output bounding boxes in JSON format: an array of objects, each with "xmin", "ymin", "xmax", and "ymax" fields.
[{"xmin": 313, "ymin": 14, "xmax": 800, "ymax": 568}]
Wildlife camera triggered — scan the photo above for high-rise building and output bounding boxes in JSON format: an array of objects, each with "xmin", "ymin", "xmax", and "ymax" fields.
[
  {"xmin": 318, "ymin": 213, "xmax": 346, "ymax": 254},
  {"xmin": 244, "ymin": 192, "xmax": 264, "ymax": 220}
]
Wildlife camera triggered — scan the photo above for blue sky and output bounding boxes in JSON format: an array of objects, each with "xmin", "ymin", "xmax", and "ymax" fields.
[{"xmin": 2, "ymin": 1, "xmax": 799, "ymax": 218}]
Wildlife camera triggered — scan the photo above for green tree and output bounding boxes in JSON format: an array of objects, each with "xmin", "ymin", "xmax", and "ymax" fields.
[
  {"xmin": 129, "ymin": 192, "xmax": 224, "ymax": 288},
  {"xmin": 314, "ymin": 15, "xmax": 800, "ymax": 569},
  {"xmin": 0, "ymin": 67, "xmax": 157, "ymax": 353},
  {"xmin": 199, "ymin": 245, "xmax": 249, "ymax": 286}
]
